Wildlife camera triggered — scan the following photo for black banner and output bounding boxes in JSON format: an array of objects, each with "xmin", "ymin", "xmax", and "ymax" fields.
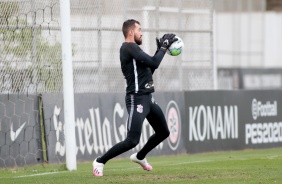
[
  {"xmin": 42, "ymin": 92, "xmax": 186, "ymax": 163},
  {"xmin": 0, "ymin": 94, "xmax": 42, "ymax": 167},
  {"xmin": 3, "ymin": 90, "xmax": 282, "ymax": 167},
  {"xmin": 185, "ymin": 90, "xmax": 282, "ymax": 153}
]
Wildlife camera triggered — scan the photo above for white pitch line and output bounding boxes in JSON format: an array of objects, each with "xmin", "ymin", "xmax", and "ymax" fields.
[
  {"xmin": 13, "ymin": 171, "xmax": 68, "ymax": 178},
  {"xmin": 165, "ymin": 159, "xmax": 213, "ymax": 166},
  {"xmin": 165, "ymin": 158, "xmax": 252, "ymax": 166},
  {"xmin": 106, "ymin": 166, "xmax": 140, "ymax": 171}
]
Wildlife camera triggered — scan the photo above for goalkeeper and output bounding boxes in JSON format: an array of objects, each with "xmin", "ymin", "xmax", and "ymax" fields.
[{"xmin": 93, "ymin": 19, "xmax": 177, "ymax": 177}]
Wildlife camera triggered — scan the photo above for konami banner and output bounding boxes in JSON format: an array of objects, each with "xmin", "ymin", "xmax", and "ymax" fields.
[
  {"xmin": 42, "ymin": 92, "xmax": 186, "ymax": 163},
  {"xmin": 185, "ymin": 90, "xmax": 282, "ymax": 153}
]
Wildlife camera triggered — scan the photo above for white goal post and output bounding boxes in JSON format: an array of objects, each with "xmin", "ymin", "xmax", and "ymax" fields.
[{"xmin": 59, "ymin": 0, "xmax": 76, "ymax": 171}]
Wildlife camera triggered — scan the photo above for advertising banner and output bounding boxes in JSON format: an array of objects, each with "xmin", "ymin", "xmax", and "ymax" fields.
[
  {"xmin": 0, "ymin": 94, "xmax": 42, "ymax": 167},
  {"xmin": 185, "ymin": 90, "xmax": 282, "ymax": 153},
  {"xmin": 42, "ymin": 92, "xmax": 186, "ymax": 163}
]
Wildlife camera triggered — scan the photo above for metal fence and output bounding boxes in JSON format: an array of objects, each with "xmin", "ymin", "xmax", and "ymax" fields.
[{"xmin": 0, "ymin": 0, "xmax": 214, "ymax": 94}]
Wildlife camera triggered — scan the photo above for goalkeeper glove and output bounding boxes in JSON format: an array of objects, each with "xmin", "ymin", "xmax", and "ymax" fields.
[{"xmin": 160, "ymin": 34, "xmax": 178, "ymax": 49}]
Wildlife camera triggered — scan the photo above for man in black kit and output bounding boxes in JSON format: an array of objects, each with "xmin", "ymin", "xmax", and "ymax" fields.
[{"xmin": 93, "ymin": 19, "xmax": 177, "ymax": 177}]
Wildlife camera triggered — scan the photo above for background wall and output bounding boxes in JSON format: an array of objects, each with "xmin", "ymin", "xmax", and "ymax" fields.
[{"xmin": 215, "ymin": 0, "xmax": 282, "ymax": 68}]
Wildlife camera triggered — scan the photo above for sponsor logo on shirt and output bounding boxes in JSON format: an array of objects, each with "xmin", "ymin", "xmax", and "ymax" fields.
[{"xmin": 145, "ymin": 82, "xmax": 154, "ymax": 89}]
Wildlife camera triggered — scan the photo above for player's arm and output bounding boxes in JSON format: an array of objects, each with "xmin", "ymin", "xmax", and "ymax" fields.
[
  {"xmin": 137, "ymin": 48, "xmax": 167, "ymax": 69},
  {"xmin": 140, "ymin": 34, "xmax": 178, "ymax": 70},
  {"xmin": 150, "ymin": 53, "xmax": 159, "ymax": 74},
  {"xmin": 150, "ymin": 38, "xmax": 165, "ymax": 74},
  {"xmin": 129, "ymin": 34, "xmax": 177, "ymax": 69},
  {"xmin": 126, "ymin": 43, "xmax": 165, "ymax": 69}
]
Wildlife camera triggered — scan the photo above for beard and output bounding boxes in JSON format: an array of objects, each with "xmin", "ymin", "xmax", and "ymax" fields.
[{"xmin": 134, "ymin": 35, "xmax": 142, "ymax": 45}]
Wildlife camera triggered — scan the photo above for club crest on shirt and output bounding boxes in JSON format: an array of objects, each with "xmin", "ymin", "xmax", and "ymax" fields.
[{"xmin": 137, "ymin": 104, "xmax": 143, "ymax": 113}]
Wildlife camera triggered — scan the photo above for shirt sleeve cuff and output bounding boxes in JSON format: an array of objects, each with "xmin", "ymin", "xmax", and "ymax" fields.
[{"xmin": 159, "ymin": 47, "xmax": 167, "ymax": 53}]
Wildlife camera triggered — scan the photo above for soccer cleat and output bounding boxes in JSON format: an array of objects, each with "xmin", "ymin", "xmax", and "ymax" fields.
[
  {"xmin": 130, "ymin": 153, "xmax": 152, "ymax": 171},
  {"xmin": 92, "ymin": 158, "xmax": 104, "ymax": 176}
]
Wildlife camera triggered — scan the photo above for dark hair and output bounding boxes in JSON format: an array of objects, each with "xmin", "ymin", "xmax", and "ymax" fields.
[{"xmin": 122, "ymin": 19, "xmax": 140, "ymax": 38}]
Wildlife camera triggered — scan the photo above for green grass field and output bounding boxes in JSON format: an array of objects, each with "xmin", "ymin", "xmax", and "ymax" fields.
[{"xmin": 1, "ymin": 148, "xmax": 282, "ymax": 184}]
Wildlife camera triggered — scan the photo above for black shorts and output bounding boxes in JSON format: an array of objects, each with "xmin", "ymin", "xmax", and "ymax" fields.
[{"xmin": 125, "ymin": 93, "xmax": 169, "ymax": 140}]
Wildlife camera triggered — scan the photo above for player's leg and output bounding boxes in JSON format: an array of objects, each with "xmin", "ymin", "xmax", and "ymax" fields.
[
  {"xmin": 130, "ymin": 95, "xmax": 169, "ymax": 171},
  {"xmin": 93, "ymin": 94, "xmax": 149, "ymax": 176},
  {"xmin": 136, "ymin": 95, "xmax": 170, "ymax": 160},
  {"xmin": 93, "ymin": 131, "xmax": 142, "ymax": 176}
]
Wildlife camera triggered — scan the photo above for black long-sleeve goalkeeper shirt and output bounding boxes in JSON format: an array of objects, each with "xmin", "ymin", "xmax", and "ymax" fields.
[{"xmin": 120, "ymin": 42, "xmax": 166, "ymax": 95}]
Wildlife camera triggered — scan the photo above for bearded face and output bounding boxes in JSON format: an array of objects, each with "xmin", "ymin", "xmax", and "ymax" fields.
[{"xmin": 134, "ymin": 34, "xmax": 142, "ymax": 45}]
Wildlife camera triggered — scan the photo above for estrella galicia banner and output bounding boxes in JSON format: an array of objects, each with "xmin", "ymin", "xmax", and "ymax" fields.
[
  {"xmin": 0, "ymin": 94, "xmax": 42, "ymax": 168},
  {"xmin": 185, "ymin": 90, "xmax": 282, "ymax": 153},
  {"xmin": 42, "ymin": 92, "xmax": 185, "ymax": 163}
]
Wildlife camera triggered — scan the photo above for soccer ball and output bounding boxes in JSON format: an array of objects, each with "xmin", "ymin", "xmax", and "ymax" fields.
[{"xmin": 166, "ymin": 36, "xmax": 184, "ymax": 56}]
